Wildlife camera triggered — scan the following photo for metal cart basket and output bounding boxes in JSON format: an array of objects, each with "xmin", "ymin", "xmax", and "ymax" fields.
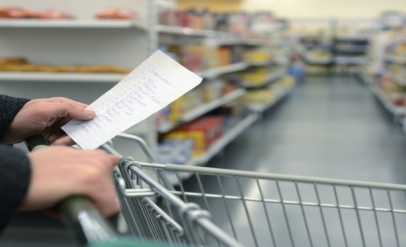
[{"xmin": 27, "ymin": 134, "xmax": 406, "ymax": 247}]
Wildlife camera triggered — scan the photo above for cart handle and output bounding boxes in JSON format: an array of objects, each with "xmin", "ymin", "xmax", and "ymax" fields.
[{"xmin": 25, "ymin": 136, "xmax": 118, "ymax": 246}]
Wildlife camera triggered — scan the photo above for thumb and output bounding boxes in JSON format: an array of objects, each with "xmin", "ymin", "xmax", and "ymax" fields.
[{"xmin": 50, "ymin": 102, "xmax": 96, "ymax": 121}]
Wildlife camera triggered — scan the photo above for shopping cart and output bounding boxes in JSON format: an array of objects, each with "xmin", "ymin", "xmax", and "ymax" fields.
[{"xmin": 26, "ymin": 134, "xmax": 406, "ymax": 247}]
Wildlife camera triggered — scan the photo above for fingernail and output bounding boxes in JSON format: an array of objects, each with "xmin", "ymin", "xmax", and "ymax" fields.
[{"xmin": 84, "ymin": 110, "xmax": 96, "ymax": 117}]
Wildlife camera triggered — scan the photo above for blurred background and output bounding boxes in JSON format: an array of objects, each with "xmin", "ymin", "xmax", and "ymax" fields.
[{"xmin": 1, "ymin": 0, "xmax": 406, "ymax": 246}]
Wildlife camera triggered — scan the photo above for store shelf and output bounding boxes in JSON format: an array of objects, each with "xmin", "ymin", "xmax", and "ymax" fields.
[
  {"xmin": 156, "ymin": 25, "xmax": 218, "ymax": 37},
  {"xmin": 241, "ymin": 70, "xmax": 285, "ymax": 89},
  {"xmin": 249, "ymin": 61, "xmax": 273, "ymax": 67},
  {"xmin": 186, "ymin": 113, "xmax": 258, "ymax": 166},
  {"xmin": 334, "ymin": 47, "xmax": 368, "ymax": 53},
  {"xmin": 0, "ymin": 72, "xmax": 125, "ymax": 83},
  {"xmin": 0, "ymin": 19, "xmax": 146, "ymax": 30},
  {"xmin": 296, "ymin": 45, "xmax": 333, "ymax": 65},
  {"xmin": 384, "ymin": 54, "xmax": 406, "ymax": 64},
  {"xmin": 247, "ymin": 85, "xmax": 294, "ymax": 113},
  {"xmin": 196, "ymin": 62, "xmax": 249, "ymax": 79},
  {"xmin": 370, "ymin": 86, "xmax": 405, "ymax": 116},
  {"xmin": 383, "ymin": 70, "xmax": 406, "ymax": 86},
  {"xmin": 158, "ymin": 89, "xmax": 247, "ymax": 133}
]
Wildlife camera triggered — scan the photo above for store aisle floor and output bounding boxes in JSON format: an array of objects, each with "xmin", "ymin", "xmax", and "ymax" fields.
[
  {"xmin": 204, "ymin": 75, "xmax": 406, "ymax": 183},
  {"xmin": 183, "ymin": 75, "xmax": 406, "ymax": 247}
]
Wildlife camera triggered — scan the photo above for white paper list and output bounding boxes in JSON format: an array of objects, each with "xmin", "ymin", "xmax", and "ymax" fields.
[{"xmin": 62, "ymin": 50, "xmax": 202, "ymax": 149}]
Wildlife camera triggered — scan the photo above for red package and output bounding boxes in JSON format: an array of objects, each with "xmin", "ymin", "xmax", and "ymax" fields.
[
  {"xmin": 0, "ymin": 7, "xmax": 34, "ymax": 18},
  {"xmin": 95, "ymin": 8, "xmax": 135, "ymax": 20},
  {"xmin": 34, "ymin": 9, "xmax": 72, "ymax": 19}
]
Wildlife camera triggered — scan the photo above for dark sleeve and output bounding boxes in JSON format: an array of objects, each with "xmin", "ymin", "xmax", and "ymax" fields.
[
  {"xmin": 0, "ymin": 94, "xmax": 30, "ymax": 142},
  {"xmin": 0, "ymin": 144, "xmax": 31, "ymax": 234}
]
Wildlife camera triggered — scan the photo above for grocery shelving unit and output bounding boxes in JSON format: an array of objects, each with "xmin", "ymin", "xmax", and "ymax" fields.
[
  {"xmin": 383, "ymin": 69, "xmax": 406, "ymax": 86},
  {"xmin": 0, "ymin": 19, "xmax": 146, "ymax": 29},
  {"xmin": 157, "ymin": 89, "xmax": 246, "ymax": 133},
  {"xmin": 0, "ymin": 0, "xmax": 294, "ymax": 172},
  {"xmin": 240, "ymin": 70, "xmax": 285, "ymax": 89},
  {"xmin": 385, "ymin": 54, "xmax": 406, "ymax": 64},
  {"xmin": 370, "ymin": 85, "xmax": 405, "ymax": 117},
  {"xmin": 184, "ymin": 113, "xmax": 258, "ymax": 167},
  {"xmin": 0, "ymin": 72, "xmax": 126, "ymax": 83},
  {"xmin": 247, "ymin": 85, "xmax": 295, "ymax": 113}
]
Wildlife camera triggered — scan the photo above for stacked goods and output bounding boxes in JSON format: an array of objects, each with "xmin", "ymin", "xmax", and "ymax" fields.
[
  {"xmin": 0, "ymin": 6, "xmax": 136, "ymax": 20},
  {"xmin": 0, "ymin": 57, "xmax": 131, "ymax": 74},
  {"xmin": 242, "ymin": 67, "xmax": 269, "ymax": 84},
  {"xmin": 0, "ymin": 7, "xmax": 72, "ymax": 19},
  {"xmin": 244, "ymin": 49, "xmax": 272, "ymax": 63},
  {"xmin": 158, "ymin": 7, "xmax": 286, "ymax": 37},
  {"xmin": 239, "ymin": 89, "xmax": 274, "ymax": 104},
  {"xmin": 387, "ymin": 63, "xmax": 406, "ymax": 78},
  {"xmin": 241, "ymin": 67, "xmax": 284, "ymax": 86},
  {"xmin": 162, "ymin": 116, "xmax": 225, "ymax": 157},
  {"xmin": 379, "ymin": 76, "xmax": 406, "ymax": 106},
  {"xmin": 156, "ymin": 80, "xmax": 236, "ymax": 124},
  {"xmin": 239, "ymin": 76, "xmax": 295, "ymax": 104},
  {"xmin": 158, "ymin": 103, "xmax": 250, "ymax": 164},
  {"xmin": 95, "ymin": 8, "xmax": 135, "ymax": 20},
  {"xmin": 159, "ymin": 45, "xmax": 243, "ymax": 73}
]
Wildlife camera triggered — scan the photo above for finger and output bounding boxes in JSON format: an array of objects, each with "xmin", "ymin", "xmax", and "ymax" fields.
[
  {"xmin": 51, "ymin": 135, "xmax": 75, "ymax": 146},
  {"xmin": 49, "ymin": 102, "xmax": 95, "ymax": 120},
  {"xmin": 47, "ymin": 117, "xmax": 73, "ymax": 144},
  {"xmin": 90, "ymin": 150, "xmax": 119, "ymax": 168},
  {"xmin": 47, "ymin": 97, "xmax": 88, "ymax": 109},
  {"xmin": 95, "ymin": 186, "xmax": 121, "ymax": 217}
]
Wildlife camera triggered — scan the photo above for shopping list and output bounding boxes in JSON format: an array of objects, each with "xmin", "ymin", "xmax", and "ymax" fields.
[{"xmin": 62, "ymin": 50, "xmax": 202, "ymax": 149}]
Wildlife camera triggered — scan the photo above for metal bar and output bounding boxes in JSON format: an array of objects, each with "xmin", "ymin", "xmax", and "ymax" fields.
[
  {"xmin": 136, "ymin": 162, "xmax": 406, "ymax": 191},
  {"xmin": 351, "ymin": 186, "xmax": 366, "ymax": 247},
  {"xmin": 333, "ymin": 185, "xmax": 348, "ymax": 247},
  {"xmin": 276, "ymin": 180, "xmax": 295, "ymax": 247},
  {"xmin": 217, "ymin": 175, "xmax": 238, "ymax": 241},
  {"xmin": 124, "ymin": 190, "xmax": 406, "ymax": 213},
  {"xmin": 235, "ymin": 176, "xmax": 259, "ymax": 247},
  {"xmin": 369, "ymin": 188, "xmax": 383, "ymax": 247},
  {"xmin": 387, "ymin": 190, "xmax": 400, "ymax": 247},
  {"xmin": 257, "ymin": 178, "xmax": 277, "ymax": 247},
  {"xmin": 314, "ymin": 184, "xmax": 331, "ymax": 247},
  {"xmin": 196, "ymin": 173, "xmax": 211, "ymax": 212},
  {"xmin": 295, "ymin": 182, "xmax": 313, "ymax": 247}
]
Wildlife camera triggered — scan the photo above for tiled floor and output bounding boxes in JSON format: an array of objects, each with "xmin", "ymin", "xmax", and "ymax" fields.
[{"xmin": 3, "ymin": 75, "xmax": 406, "ymax": 246}]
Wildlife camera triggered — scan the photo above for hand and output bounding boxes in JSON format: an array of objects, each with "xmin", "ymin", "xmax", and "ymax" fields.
[
  {"xmin": 22, "ymin": 147, "xmax": 120, "ymax": 217},
  {"xmin": 3, "ymin": 97, "xmax": 95, "ymax": 145}
]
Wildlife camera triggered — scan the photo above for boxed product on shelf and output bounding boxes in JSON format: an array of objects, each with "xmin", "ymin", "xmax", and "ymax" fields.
[
  {"xmin": 157, "ymin": 139, "xmax": 194, "ymax": 165},
  {"xmin": 162, "ymin": 116, "xmax": 224, "ymax": 156},
  {"xmin": 0, "ymin": 56, "xmax": 131, "ymax": 74}
]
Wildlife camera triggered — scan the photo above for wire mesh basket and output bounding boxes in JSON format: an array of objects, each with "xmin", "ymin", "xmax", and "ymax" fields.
[{"xmin": 109, "ymin": 134, "xmax": 406, "ymax": 247}]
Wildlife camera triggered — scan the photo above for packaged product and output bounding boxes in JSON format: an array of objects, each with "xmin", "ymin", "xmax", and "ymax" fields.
[{"xmin": 95, "ymin": 8, "xmax": 135, "ymax": 20}]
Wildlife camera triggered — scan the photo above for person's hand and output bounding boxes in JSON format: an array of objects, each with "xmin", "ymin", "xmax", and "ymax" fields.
[
  {"xmin": 21, "ymin": 146, "xmax": 120, "ymax": 217},
  {"xmin": 3, "ymin": 97, "xmax": 95, "ymax": 145}
]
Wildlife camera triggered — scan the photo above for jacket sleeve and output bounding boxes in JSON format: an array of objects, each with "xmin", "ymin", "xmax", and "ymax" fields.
[
  {"xmin": 0, "ymin": 145, "xmax": 31, "ymax": 234},
  {"xmin": 0, "ymin": 94, "xmax": 31, "ymax": 234},
  {"xmin": 0, "ymin": 94, "xmax": 30, "ymax": 142}
]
